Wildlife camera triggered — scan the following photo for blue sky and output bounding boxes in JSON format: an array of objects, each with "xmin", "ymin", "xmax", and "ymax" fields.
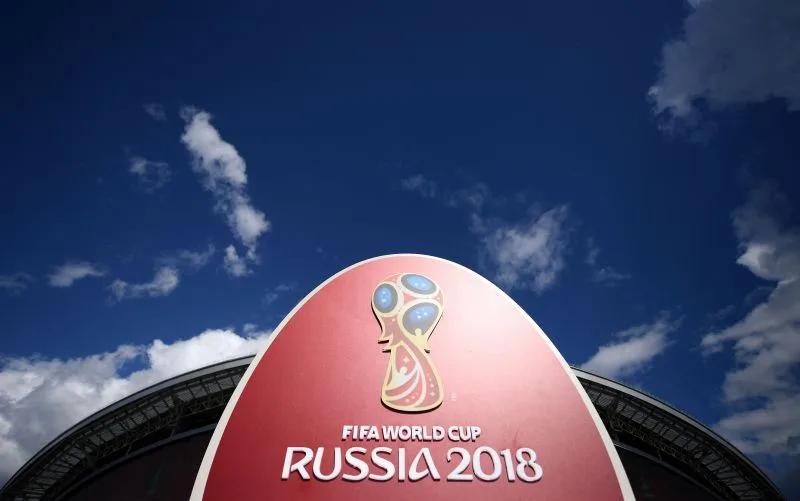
[{"xmin": 2, "ymin": 0, "xmax": 800, "ymax": 495}]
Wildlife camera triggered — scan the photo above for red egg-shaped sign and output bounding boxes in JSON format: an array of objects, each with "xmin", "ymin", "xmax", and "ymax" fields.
[{"xmin": 190, "ymin": 254, "xmax": 636, "ymax": 501}]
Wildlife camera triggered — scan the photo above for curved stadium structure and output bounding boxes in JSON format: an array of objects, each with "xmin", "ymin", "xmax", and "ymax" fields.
[{"xmin": 0, "ymin": 355, "xmax": 785, "ymax": 501}]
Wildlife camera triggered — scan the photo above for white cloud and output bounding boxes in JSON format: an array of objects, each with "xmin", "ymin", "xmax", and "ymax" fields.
[
  {"xmin": 157, "ymin": 244, "xmax": 216, "ymax": 271},
  {"xmin": 398, "ymin": 179, "xmax": 569, "ymax": 293},
  {"xmin": 701, "ymin": 183, "xmax": 800, "ymax": 456},
  {"xmin": 445, "ymin": 182, "xmax": 493, "ymax": 212},
  {"xmin": 708, "ymin": 304, "xmax": 736, "ymax": 323},
  {"xmin": 180, "ymin": 107, "xmax": 270, "ymax": 274},
  {"xmin": 592, "ymin": 267, "xmax": 632, "ymax": 286},
  {"xmin": 222, "ymin": 245, "xmax": 250, "ymax": 278},
  {"xmin": 476, "ymin": 206, "xmax": 570, "ymax": 293},
  {"xmin": 583, "ymin": 239, "xmax": 631, "ymax": 286},
  {"xmin": 263, "ymin": 283, "xmax": 297, "ymax": 306},
  {"xmin": 109, "ymin": 267, "xmax": 180, "ymax": 302},
  {"xmin": 129, "ymin": 156, "xmax": 171, "ymax": 192},
  {"xmin": 399, "ymin": 174, "xmax": 437, "ymax": 198},
  {"xmin": 0, "ymin": 328, "xmax": 271, "ymax": 482},
  {"xmin": 47, "ymin": 262, "xmax": 106, "ymax": 288},
  {"xmin": 581, "ymin": 314, "xmax": 677, "ymax": 380},
  {"xmin": 111, "ymin": 245, "xmax": 214, "ymax": 300},
  {"xmin": 0, "ymin": 273, "xmax": 34, "ymax": 295},
  {"xmin": 649, "ymin": 0, "xmax": 800, "ymax": 127},
  {"xmin": 143, "ymin": 103, "xmax": 166, "ymax": 121}
]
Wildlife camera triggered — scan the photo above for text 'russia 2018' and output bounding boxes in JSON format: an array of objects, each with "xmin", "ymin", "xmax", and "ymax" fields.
[{"xmin": 281, "ymin": 424, "xmax": 544, "ymax": 483}]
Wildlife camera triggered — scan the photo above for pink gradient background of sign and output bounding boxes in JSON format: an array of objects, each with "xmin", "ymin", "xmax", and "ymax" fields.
[{"xmin": 191, "ymin": 255, "xmax": 634, "ymax": 501}]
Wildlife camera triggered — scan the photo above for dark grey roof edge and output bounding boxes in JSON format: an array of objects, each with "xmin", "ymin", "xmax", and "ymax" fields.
[
  {"xmin": 0, "ymin": 355, "xmax": 256, "ymax": 492},
  {"xmin": 572, "ymin": 366, "xmax": 785, "ymax": 499}
]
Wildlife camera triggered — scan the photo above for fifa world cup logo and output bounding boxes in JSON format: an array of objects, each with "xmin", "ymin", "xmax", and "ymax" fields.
[{"xmin": 372, "ymin": 273, "xmax": 444, "ymax": 413}]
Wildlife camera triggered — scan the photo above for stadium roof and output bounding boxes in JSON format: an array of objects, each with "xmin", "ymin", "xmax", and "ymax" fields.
[{"xmin": 0, "ymin": 355, "xmax": 785, "ymax": 501}]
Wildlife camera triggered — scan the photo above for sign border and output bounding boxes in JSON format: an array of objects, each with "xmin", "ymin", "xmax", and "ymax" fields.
[{"xmin": 188, "ymin": 254, "xmax": 636, "ymax": 501}]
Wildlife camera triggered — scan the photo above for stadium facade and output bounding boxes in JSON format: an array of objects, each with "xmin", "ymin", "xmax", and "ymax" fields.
[{"xmin": 0, "ymin": 355, "xmax": 785, "ymax": 501}]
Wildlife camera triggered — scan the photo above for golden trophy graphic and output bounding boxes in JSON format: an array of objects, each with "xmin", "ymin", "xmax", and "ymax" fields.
[{"xmin": 372, "ymin": 273, "xmax": 444, "ymax": 413}]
